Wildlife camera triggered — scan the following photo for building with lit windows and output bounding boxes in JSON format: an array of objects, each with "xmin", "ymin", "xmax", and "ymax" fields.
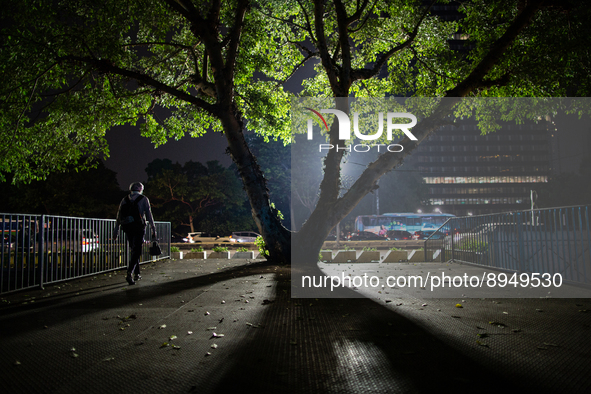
[{"xmin": 409, "ymin": 120, "xmax": 551, "ymax": 216}]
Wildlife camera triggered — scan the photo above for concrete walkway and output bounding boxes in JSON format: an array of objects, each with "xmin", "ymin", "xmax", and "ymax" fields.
[{"xmin": 0, "ymin": 258, "xmax": 590, "ymax": 393}]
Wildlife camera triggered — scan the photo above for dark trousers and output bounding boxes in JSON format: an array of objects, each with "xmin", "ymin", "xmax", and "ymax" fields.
[{"xmin": 124, "ymin": 226, "xmax": 145, "ymax": 276}]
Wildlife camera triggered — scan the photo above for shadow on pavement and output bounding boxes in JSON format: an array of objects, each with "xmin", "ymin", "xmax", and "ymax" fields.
[
  {"xmin": 197, "ymin": 266, "xmax": 537, "ymax": 394},
  {"xmin": 0, "ymin": 261, "xmax": 277, "ymax": 338},
  {"xmin": 1, "ymin": 261, "xmax": 582, "ymax": 393}
]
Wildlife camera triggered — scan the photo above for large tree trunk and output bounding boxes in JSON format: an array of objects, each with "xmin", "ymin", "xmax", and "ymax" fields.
[
  {"xmin": 219, "ymin": 107, "xmax": 291, "ymax": 264},
  {"xmin": 189, "ymin": 215, "xmax": 194, "ymax": 233},
  {"xmin": 292, "ymin": 98, "xmax": 461, "ymax": 270}
]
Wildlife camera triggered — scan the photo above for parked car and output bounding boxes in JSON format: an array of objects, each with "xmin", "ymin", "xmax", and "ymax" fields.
[
  {"xmin": 412, "ymin": 230, "xmax": 446, "ymax": 240},
  {"xmin": 2, "ymin": 233, "xmax": 13, "ymax": 248},
  {"xmin": 325, "ymin": 233, "xmax": 337, "ymax": 241},
  {"xmin": 171, "ymin": 235, "xmax": 189, "ymax": 243},
  {"xmin": 349, "ymin": 231, "xmax": 389, "ymax": 241},
  {"xmin": 229, "ymin": 231, "xmax": 261, "ymax": 243},
  {"xmin": 412, "ymin": 230, "xmax": 428, "ymax": 240},
  {"xmin": 54, "ymin": 228, "xmax": 99, "ymax": 252},
  {"xmin": 386, "ymin": 230, "xmax": 412, "ymax": 240},
  {"xmin": 186, "ymin": 232, "xmax": 202, "ymax": 243},
  {"xmin": 8, "ymin": 228, "xmax": 40, "ymax": 251}
]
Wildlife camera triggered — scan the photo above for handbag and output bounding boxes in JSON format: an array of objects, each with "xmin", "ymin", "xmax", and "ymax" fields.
[{"xmin": 149, "ymin": 240, "xmax": 162, "ymax": 256}]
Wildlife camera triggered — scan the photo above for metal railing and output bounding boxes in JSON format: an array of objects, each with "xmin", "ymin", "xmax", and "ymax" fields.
[
  {"xmin": 1, "ymin": 213, "xmax": 171, "ymax": 294},
  {"xmin": 424, "ymin": 205, "xmax": 591, "ymax": 286}
]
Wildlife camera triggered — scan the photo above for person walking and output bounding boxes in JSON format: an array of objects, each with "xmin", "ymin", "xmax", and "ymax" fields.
[{"xmin": 113, "ymin": 182, "xmax": 157, "ymax": 285}]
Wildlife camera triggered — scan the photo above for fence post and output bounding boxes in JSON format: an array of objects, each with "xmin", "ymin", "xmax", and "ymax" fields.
[
  {"xmin": 451, "ymin": 222, "xmax": 455, "ymax": 262},
  {"xmin": 517, "ymin": 212, "xmax": 526, "ymax": 273},
  {"xmin": 38, "ymin": 215, "xmax": 45, "ymax": 290}
]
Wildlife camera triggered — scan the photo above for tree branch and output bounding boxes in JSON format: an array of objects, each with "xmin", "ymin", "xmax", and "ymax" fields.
[
  {"xmin": 350, "ymin": 0, "xmax": 436, "ymax": 82},
  {"xmin": 346, "ymin": 0, "xmax": 370, "ymax": 26},
  {"xmin": 58, "ymin": 56, "xmax": 217, "ymax": 116},
  {"xmin": 295, "ymin": 0, "xmax": 317, "ymax": 44},
  {"xmin": 123, "ymin": 41, "xmax": 196, "ymax": 51},
  {"xmin": 207, "ymin": 0, "xmax": 222, "ymax": 29},
  {"xmin": 410, "ymin": 47, "xmax": 462, "ymax": 84},
  {"xmin": 254, "ymin": 7, "xmax": 311, "ymax": 33},
  {"xmin": 273, "ymin": 51, "xmax": 318, "ymax": 90},
  {"xmin": 162, "ymin": 0, "xmax": 193, "ymax": 19},
  {"xmin": 446, "ymin": 0, "xmax": 544, "ymax": 97},
  {"xmin": 348, "ymin": 0, "xmax": 379, "ymax": 33},
  {"xmin": 313, "ymin": 0, "xmax": 340, "ymax": 93},
  {"xmin": 224, "ymin": 0, "xmax": 249, "ymax": 83},
  {"xmin": 334, "ymin": 0, "xmax": 352, "ymax": 89}
]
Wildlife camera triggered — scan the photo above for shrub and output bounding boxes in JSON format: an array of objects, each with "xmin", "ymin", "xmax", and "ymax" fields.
[
  {"xmin": 362, "ymin": 247, "xmax": 377, "ymax": 252},
  {"xmin": 457, "ymin": 240, "xmax": 488, "ymax": 253},
  {"xmin": 191, "ymin": 247, "xmax": 204, "ymax": 253},
  {"xmin": 170, "ymin": 246, "xmax": 180, "ymax": 253},
  {"xmin": 212, "ymin": 246, "xmax": 228, "ymax": 253},
  {"xmin": 255, "ymin": 236, "xmax": 269, "ymax": 257},
  {"xmin": 237, "ymin": 247, "xmax": 249, "ymax": 252}
]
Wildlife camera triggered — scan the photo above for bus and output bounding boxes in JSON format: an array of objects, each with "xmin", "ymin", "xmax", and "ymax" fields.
[{"xmin": 354, "ymin": 213, "xmax": 455, "ymax": 236}]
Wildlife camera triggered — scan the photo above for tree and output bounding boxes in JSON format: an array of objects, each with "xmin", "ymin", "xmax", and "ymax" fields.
[
  {"xmin": 283, "ymin": 0, "xmax": 591, "ymax": 267},
  {"xmin": 147, "ymin": 160, "xmax": 249, "ymax": 234},
  {"xmin": 1, "ymin": 0, "xmax": 590, "ymax": 266},
  {"xmin": 1, "ymin": 0, "xmax": 293, "ymax": 262}
]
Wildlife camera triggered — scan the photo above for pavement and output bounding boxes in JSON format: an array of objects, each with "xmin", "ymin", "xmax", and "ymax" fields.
[{"xmin": 0, "ymin": 257, "xmax": 590, "ymax": 393}]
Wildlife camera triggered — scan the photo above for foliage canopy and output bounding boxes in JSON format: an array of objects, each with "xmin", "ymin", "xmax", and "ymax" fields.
[{"xmin": 3, "ymin": 1, "xmax": 589, "ymax": 182}]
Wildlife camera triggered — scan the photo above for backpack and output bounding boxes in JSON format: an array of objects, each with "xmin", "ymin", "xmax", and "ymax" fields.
[{"xmin": 118, "ymin": 194, "xmax": 146, "ymax": 232}]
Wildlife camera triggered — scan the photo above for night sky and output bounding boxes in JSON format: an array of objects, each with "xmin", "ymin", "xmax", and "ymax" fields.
[{"xmin": 104, "ymin": 125, "xmax": 232, "ymax": 190}]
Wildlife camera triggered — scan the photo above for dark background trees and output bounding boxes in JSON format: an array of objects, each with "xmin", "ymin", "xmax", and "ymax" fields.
[
  {"xmin": 0, "ymin": 161, "xmax": 123, "ymax": 218},
  {"xmin": 146, "ymin": 158, "xmax": 256, "ymax": 236}
]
